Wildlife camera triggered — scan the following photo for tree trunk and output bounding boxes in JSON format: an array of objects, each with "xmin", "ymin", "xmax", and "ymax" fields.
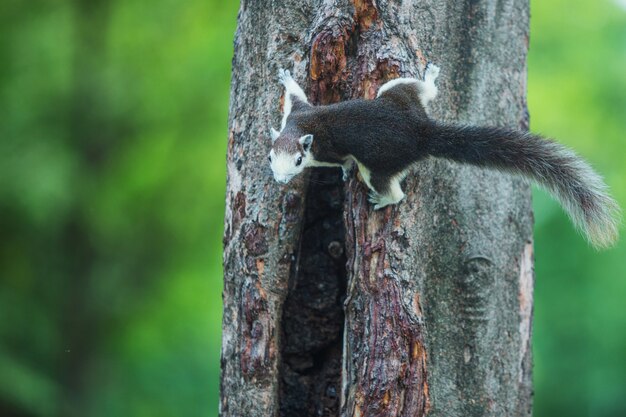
[{"xmin": 221, "ymin": 1, "xmax": 533, "ymax": 416}]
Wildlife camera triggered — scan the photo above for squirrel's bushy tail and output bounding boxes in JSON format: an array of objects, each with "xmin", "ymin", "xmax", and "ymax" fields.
[{"xmin": 426, "ymin": 124, "xmax": 621, "ymax": 249}]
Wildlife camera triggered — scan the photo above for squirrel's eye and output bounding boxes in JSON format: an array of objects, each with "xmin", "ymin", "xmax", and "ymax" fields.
[
  {"xmin": 296, "ymin": 156, "xmax": 303, "ymax": 166},
  {"xmin": 268, "ymin": 155, "xmax": 272, "ymax": 163}
]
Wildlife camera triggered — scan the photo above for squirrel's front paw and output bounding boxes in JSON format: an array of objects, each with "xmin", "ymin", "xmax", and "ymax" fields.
[
  {"xmin": 278, "ymin": 68, "xmax": 292, "ymax": 85},
  {"xmin": 342, "ymin": 163, "xmax": 354, "ymax": 181}
]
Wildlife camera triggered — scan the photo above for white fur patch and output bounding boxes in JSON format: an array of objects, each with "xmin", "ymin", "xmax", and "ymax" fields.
[
  {"xmin": 355, "ymin": 160, "xmax": 373, "ymax": 190},
  {"xmin": 308, "ymin": 160, "xmax": 342, "ymax": 168},
  {"xmin": 271, "ymin": 152, "xmax": 295, "ymax": 174},
  {"xmin": 369, "ymin": 172, "xmax": 407, "ymax": 210},
  {"xmin": 376, "ymin": 78, "xmax": 420, "ymax": 98},
  {"xmin": 278, "ymin": 69, "xmax": 308, "ymax": 130},
  {"xmin": 376, "ymin": 64, "xmax": 440, "ymax": 109},
  {"xmin": 421, "ymin": 63, "xmax": 440, "ymax": 107},
  {"xmin": 424, "ymin": 63, "xmax": 440, "ymax": 83},
  {"xmin": 419, "ymin": 80, "xmax": 438, "ymax": 108},
  {"xmin": 270, "ymin": 150, "xmax": 304, "ymax": 183},
  {"xmin": 270, "ymin": 127, "xmax": 280, "ymax": 142}
]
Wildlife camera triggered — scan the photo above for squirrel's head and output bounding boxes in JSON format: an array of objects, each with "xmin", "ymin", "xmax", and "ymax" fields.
[{"xmin": 268, "ymin": 127, "xmax": 313, "ymax": 184}]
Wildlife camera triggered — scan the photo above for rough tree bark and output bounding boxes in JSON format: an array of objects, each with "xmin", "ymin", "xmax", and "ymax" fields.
[{"xmin": 222, "ymin": 1, "xmax": 534, "ymax": 416}]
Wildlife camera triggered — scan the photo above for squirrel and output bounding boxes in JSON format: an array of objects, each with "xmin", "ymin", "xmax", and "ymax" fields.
[{"xmin": 268, "ymin": 64, "xmax": 620, "ymax": 249}]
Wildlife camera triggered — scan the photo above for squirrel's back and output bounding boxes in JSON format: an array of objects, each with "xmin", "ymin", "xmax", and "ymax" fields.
[{"xmin": 296, "ymin": 99, "xmax": 431, "ymax": 172}]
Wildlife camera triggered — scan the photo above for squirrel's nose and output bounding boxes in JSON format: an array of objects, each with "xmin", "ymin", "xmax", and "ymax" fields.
[{"xmin": 274, "ymin": 175, "xmax": 290, "ymax": 184}]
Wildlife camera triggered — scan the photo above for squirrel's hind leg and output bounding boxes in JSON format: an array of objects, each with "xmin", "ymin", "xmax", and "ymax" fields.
[
  {"xmin": 418, "ymin": 63, "xmax": 440, "ymax": 108},
  {"xmin": 375, "ymin": 63, "xmax": 440, "ymax": 110},
  {"xmin": 368, "ymin": 174, "xmax": 406, "ymax": 210}
]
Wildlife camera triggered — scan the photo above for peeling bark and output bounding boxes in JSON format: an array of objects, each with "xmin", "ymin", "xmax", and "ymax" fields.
[{"xmin": 222, "ymin": 1, "xmax": 533, "ymax": 416}]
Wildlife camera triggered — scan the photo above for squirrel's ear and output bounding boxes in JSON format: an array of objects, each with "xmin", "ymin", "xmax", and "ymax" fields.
[
  {"xmin": 299, "ymin": 134, "xmax": 313, "ymax": 152},
  {"xmin": 270, "ymin": 127, "xmax": 280, "ymax": 143}
]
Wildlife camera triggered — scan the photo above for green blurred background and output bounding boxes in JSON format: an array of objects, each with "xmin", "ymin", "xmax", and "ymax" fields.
[{"xmin": 0, "ymin": 0, "xmax": 624, "ymax": 416}]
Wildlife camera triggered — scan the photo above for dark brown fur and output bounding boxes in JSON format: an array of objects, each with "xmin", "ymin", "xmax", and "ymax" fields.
[{"xmin": 275, "ymin": 83, "xmax": 619, "ymax": 248}]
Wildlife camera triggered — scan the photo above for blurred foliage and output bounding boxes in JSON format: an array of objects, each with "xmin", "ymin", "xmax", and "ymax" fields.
[
  {"xmin": 530, "ymin": 1, "xmax": 626, "ymax": 416},
  {"xmin": 0, "ymin": 0, "xmax": 237, "ymax": 416},
  {"xmin": 0, "ymin": 0, "xmax": 624, "ymax": 416}
]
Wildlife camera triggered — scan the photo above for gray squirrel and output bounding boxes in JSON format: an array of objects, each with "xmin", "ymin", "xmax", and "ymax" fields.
[{"xmin": 268, "ymin": 63, "xmax": 620, "ymax": 249}]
